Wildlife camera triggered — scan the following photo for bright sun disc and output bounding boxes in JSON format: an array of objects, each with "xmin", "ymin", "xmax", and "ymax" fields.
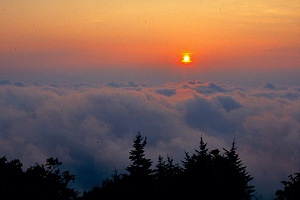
[{"xmin": 181, "ymin": 53, "xmax": 192, "ymax": 64}]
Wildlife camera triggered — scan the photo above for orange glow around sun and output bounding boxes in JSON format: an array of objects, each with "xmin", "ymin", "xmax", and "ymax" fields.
[{"xmin": 181, "ymin": 53, "xmax": 192, "ymax": 64}]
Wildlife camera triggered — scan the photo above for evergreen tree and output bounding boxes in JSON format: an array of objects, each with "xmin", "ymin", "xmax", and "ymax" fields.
[
  {"xmin": 124, "ymin": 131, "xmax": 153, "ymax": 197},
  {"xmin": 181, "ymin": 136, "xmax": 215, "ymax": 198},
  {"xmin": 165, "ymin": 156, "xmax": 181, "ymax": 179},
  {"xmin": 101, "ymin": 169, "xmax": 124, "ymax": 197},
  {"xmin": 154, "ymin": 155, "xmax": 181, "ymax": 197},
  {"xmin": 219, "ymin": 140, "xmax": 255, "ymax": 200},
  {"xmin": 126, "ymin": 131, "xmax": 153, "ymax": 177},
  {"xmin": 101, "ymin": 169, "xmax": 122, "ymax": 189},
  {"xmin": 181, "ymin": 150, "xmax": 193, "ymax": 170},
  {"xmin": 154, "ymin": 155, "xmax": 167, "ymax": 190}
]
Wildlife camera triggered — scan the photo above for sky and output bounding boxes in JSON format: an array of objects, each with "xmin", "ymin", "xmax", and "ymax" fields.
[
  {"xmin": 1, "ymin": 0, "xmax": 300, "ymax": 85},
  {"xmin": 0, "ymin": 0, "xmax": 300, "ymax": 199}
]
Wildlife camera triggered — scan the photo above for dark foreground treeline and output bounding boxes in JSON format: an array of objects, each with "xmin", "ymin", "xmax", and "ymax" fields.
[
  {"xmin": 1, "ymin": 132, "xmax": 299, "ymax": 200},
  {"xmin": 81, "ymin": 132, "xmax": 254, "ymax": 200}
]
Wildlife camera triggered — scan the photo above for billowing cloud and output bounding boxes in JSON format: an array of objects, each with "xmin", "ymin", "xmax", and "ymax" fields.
[{"xmin": 0, "ymin": 80, "xmax": 299, "ymax": 199}]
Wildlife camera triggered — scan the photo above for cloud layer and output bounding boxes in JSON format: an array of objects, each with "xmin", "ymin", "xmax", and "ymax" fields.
[{"xmin": 1, "ymin": 80, "xmax": 300, "ymax": 199}]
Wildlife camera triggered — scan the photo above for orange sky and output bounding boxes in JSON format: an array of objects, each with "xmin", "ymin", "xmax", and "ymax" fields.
[{"xmin": 1, "ymin": 0, "xmax": 300, "ymax": 80}]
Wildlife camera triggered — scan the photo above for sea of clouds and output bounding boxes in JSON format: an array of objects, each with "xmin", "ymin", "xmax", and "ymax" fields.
[{"xmin": 1, "ymin": 79, "xmax": 300, "ymax": 199}]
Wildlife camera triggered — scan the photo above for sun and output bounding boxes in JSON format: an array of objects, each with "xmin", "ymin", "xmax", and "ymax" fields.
[
  {"xmin": 183, "ymin": 55, "xmax": 191, "ymax": 62},
  {"xmin": 181, "ymin": 53, "xmax": 192, "ymax": 64}
]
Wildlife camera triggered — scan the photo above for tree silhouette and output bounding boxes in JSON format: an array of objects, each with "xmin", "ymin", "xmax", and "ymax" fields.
[
  {"xmin": 180, "ymin": 137, "xmax": 255, "ymax": 199},
  {"xmin": 80, "ymin": 169, "xmax": 123, "ymax": 199},
  {"xmin": 1, "ymin": 132, "xmax": 260, "ymax": 200},
  {"xmin": 80, "ymin": 132, "xmax": 154, "ymax": 199},
  {"xmin": 0, "ymin": 156, "xmax": 78, "ymax": 200},
  {"xmin": 153, "ymin": 155, "xmax": 181, "ymax": 197},
  {"xmin": 0, "ymin": 156, "xmax": 24, "ymax": 199},
  {"xmin": 181, "ymin": 136, "xmax": 215, "ymax": 198},
  {"xmin": 275, "ymin": 172, "xmax": 300, "ymax": 200},
  {"xmin": 217, "ymin": 140, "xmax": 255, "ymax": 199},
  {"xmin": 70, "ymin": 132, "xmax": 256, "ymax": 199},
  {"xmin": 126, "ymin": 132, "xmax": 153, "ymax": 176},
  {"xmin": 123, "ymin": 131, "xmax": 154, "ymax": 197},
  {"xmin": 25, "ymin": 157, "xmax": 78, "ymax": 200}
]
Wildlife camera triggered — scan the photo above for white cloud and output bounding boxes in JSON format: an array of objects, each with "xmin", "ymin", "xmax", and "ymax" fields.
[{"xmin": 0, "ymin": 80, "xmax": 299, "ymax": 198}]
